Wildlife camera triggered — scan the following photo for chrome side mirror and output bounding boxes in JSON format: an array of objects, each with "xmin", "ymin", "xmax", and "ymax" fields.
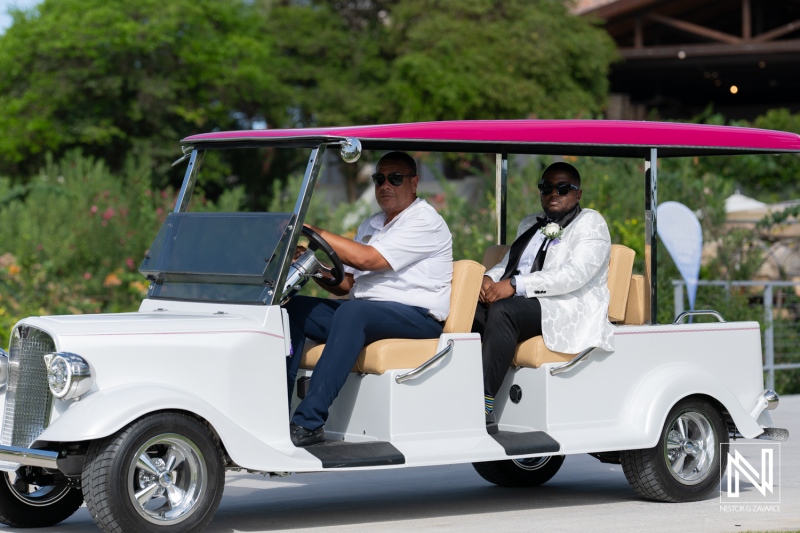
[{"xmin": 340, "ymin": 137, "xmax": 362, "ymax": 163}]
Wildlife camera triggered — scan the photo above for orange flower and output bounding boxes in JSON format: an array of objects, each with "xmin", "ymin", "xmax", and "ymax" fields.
[{"xmin": 103, "ymin": 273, "xmax": 122, "ymax": 287}]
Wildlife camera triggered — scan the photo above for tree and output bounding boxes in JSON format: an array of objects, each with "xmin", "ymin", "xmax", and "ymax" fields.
[
  {"xmin": 385, "ymin": 0, "xmax": 617, "ymax": 121},
  {"xmin": 270, "ymin": 0, "xmax": 618, "ymax": 125},
  {"xmin": 267, "ymin": 0, "xmax": 618, "ymax": 198},
  {"xmin": 0, "ymin": 0, "xmax": 286, "ymax": 179},
  {"xmin": 0, "ymin": 0, "xmax": 619, "ymax": 204}
]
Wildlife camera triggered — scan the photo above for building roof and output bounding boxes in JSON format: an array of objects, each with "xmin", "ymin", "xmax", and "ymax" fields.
[{"xmin": 579, "ymin": 0, "xmax": 800, "ymax": 119}]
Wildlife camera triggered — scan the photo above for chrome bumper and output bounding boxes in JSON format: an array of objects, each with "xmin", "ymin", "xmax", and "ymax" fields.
[
  {"xmin": 749, "ymin": 389, "xmax": 779, "ymax": 419},
  {"xmin": 0, "ymin": 445, "xmax": 59, "ymax": 471}
]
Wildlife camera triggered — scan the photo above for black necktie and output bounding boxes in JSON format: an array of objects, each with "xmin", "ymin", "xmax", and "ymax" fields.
[
  {"xmin": 500, "ymin": 216, "xmax": 548, "ymax": 280},
  {"xmin": 500, "ymin": 204, "xmax": 583, "ymax": 280}
]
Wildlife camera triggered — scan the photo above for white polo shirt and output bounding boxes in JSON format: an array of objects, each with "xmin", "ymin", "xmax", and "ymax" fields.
[{"xmin": 345, "ymin": 198, "xmax": 453, "ymax": 321}]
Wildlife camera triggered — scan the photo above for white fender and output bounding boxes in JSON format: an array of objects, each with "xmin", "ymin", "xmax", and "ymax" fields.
[
  {"xmin": 34, "ymin": 384, "xmax": 321, "ymax": 471},
  {"xmin": 627, "ymin": 362, "xmax": 764, "ymax": 447}
]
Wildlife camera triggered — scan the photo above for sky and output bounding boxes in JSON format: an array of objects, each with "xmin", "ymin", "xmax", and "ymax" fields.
[{"xmin": 0, "ymin": 0, "xmax": 40, "ymax": 34}]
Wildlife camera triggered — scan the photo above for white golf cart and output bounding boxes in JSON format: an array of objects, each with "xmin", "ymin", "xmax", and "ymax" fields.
[{"xmin": 0, "ymin": 120, "xmax": 795, "ymax": 533}]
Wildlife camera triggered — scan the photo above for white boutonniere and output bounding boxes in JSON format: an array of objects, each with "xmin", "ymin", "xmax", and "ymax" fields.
[{"xmin": 542, "ymin": 222, "xmax": 564, "ymax": 242}]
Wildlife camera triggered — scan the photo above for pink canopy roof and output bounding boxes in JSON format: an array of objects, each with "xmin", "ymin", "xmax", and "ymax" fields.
[{"xmin": 182, "ymin": 120, "xmax": 800, "ymax": 157}]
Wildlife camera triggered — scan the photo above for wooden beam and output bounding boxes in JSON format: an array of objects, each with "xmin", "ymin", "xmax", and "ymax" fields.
[
  {"xmin": 618, "ymin": 39, "xmax": 800, "ymax": 60},
  {"xmin": 752, "ymin": 18, "xmax": 800, "ymax": 43},
  {"xmin": 581, "ymin": 0, "xmax": 662, "ymax": 19},
  {"xmin": 742, "ymin": 0, "xmax": 751, "ymax": 40},
  {"xmin": 645, "ymin": 12, "xmax": 742, "ymax": 44}
]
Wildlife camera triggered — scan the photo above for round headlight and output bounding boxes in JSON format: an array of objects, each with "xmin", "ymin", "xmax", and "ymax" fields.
[{"xmin": 43, "ymin": 352, "xmax": 93, "ymax": 400}]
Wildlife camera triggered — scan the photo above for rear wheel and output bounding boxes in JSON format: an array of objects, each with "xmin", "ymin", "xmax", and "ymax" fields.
[
  {"xmin": 82, "ymin": 412, "xmax": 224, "ymax": 533},
  {"xmin": 0, "ymin": 466, "xmax": 83, "ymax": 527},
  {"xmin": 621, "ymin": 398, "xmax": 728, "ymax": 502},
  {"xmin": 473, "ymin": 455, "xmax": 565, "ymax": 487}
]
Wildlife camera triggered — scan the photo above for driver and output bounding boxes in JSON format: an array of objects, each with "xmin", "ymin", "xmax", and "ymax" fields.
[{"xmin": 284, "ymin": 151, "xmax": 453, "ymax": 447}]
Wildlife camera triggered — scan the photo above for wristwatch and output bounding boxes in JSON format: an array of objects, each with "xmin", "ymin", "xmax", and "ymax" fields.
[{"xmin": 509, "ymin": 277, "xmax": 517, "ymax": 291}]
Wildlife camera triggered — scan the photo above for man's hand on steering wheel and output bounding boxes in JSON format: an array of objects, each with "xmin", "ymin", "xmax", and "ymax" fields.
[{"xmin": 300, "ymin": 226, "xmax": 345, "ymax": 287}]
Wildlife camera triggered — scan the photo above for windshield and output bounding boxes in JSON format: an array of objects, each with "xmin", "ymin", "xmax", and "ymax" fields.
[{"xmin": 139, "ymin": 212, "xmax": 294, "ymax": 304}]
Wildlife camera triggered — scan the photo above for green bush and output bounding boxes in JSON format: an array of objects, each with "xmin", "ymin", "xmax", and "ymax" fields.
[{"xmin": 0, "ymin": 151, "xmax": 248, "ymax": 347}]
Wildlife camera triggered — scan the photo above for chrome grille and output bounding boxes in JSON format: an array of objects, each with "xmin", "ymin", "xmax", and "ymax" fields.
[{"xmin": 2, "ymin": 326, "xmax": 54, "ymax": 447}]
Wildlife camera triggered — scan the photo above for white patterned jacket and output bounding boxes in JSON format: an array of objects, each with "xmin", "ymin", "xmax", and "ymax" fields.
[{"xmin": 485, "ymin": 208, "xmax": 614, "ymax": 353}]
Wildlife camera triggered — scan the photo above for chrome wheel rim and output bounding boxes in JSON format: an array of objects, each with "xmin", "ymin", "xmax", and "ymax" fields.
[
  {"xmin": 127, "ymin": 433, "xmax": 207, "ymax": 525},
  {"xmin": 664, "ymin": 411, "xmax": 716, "ymax": 485},
  {"xmin": 4, "ymin": 470, "xmax": 72, "ymax": 506},
  {"xmin": 513, "ymin": 456, "xmax": 553, "ymax": 471}
]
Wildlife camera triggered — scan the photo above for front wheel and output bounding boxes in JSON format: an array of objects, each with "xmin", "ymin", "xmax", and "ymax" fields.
[
  {"xmin": 472, "ymin": 455, "xmax": 565, "ymax": 487},
  {"xmin": 82, "ymin": 412, "xmax": 225, "ymax": 533},
  {"xmin": 0, "ymin": 467, "xmax": 83, "ymax": 527},
  {"xmin": 621, "ymin": 398, "xmax": 728, "ymax": 502}
]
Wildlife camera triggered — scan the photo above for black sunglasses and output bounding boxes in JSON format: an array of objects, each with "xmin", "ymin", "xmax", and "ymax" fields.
[
  {"xmin": 372, "ymin": 172, "xmax": 415, "ymax": 186},
  {"xmin": 538, "ymin": 182, "xmax": 580, "ymax": 196}
]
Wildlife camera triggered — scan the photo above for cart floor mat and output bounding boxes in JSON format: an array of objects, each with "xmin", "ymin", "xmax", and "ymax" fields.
[
  {"xmin": 304, "ymin": 440, "xmax": 405, "ymax": 468},
  {"xmin": 492, "ymin": 431, "xmax": 561, "ymax": 456}
]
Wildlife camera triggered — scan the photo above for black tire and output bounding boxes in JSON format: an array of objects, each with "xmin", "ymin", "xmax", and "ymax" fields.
[
  {"xmin": 0, "ymin": 467, "xmax": 83, "ymax": 528},
  {"xmin": 621, "ymin": 398, "xmax": 728, "ymax": 502},
  {"xmin": 473, "ymin": 455, "xmax": 565, "ymax": 487},
  {"xmin": 82, "ymin": 412, "xmax": 225, "ymax": 533}
]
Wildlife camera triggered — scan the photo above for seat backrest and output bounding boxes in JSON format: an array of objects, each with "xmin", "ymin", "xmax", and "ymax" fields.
[
  {"xmin": 622, "ymin": 274, "xmax": 646, "ymax": 325},
  {"xmin": 480, "ymin": 243, "xmax": 635, "ymax": 323},
  {"xmin": 443, "ymin": 260, "xmax": 486, "ymax": 333},
  {"xmin": 482, "ymin": 244, "xmax": 510, "ymax": 270},
  {"xmin": 607, "ymin": 244, "xmax": 635, "ymax": 322}
]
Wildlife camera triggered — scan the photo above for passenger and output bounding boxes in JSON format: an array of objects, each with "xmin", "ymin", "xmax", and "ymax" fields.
[
  {"xmin": 284, "ymin": 151, "xmax": 453, "ymax": 447},
  {"xmin": 473, "ymin": 162, "xmax": 613, "ymax": 434}
]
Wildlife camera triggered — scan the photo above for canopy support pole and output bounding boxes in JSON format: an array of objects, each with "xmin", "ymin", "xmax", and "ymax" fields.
[
  {"xmin": 495, "ymin": 153, "xmax": 508, "ymax": 245},
  {"xmin": 174, "ymin": 150, "xmax": 204, "ymax": 213},
  {"xmin": 645, "ymin": 149, "xmax": 658, "ymax": 324}
]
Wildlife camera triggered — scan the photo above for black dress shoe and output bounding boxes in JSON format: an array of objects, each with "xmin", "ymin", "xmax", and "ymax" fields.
[
  {"xmin": 290, "ymin": 423, "xmax": 326, "ymax": 447},
  {"xmin": 486, "ymin": 412, "xmax": 499, "ymax": 435}
]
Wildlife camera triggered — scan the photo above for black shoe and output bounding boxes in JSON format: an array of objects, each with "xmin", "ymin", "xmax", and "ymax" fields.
[
  {"xmin": 486, "ymin": 412, "xmax": 499, "ymax": 435},
  {"xmin": 290, "ymin": 423, "xmax": 326, "ymax": 447}
]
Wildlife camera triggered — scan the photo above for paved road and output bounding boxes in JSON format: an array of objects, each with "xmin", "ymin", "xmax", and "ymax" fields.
[{"xmin": 5, "ymin": 396, "xmax": 799, "ymax": 533}]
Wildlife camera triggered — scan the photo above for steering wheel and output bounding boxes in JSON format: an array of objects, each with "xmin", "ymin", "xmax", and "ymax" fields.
[{"xmin": 300, "ymin": 226, "xmax": 345, "ymax": 287}]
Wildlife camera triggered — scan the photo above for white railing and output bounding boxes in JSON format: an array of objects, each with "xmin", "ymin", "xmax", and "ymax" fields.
[{"xmin": 672, "ymin": 280, "xmax": 800, "ymax": 391}]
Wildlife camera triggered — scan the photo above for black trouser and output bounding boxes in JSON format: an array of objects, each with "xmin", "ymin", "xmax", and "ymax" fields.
[{"xmin": 472, "ymin": 297, "xmax": 543, "ymax": 397}]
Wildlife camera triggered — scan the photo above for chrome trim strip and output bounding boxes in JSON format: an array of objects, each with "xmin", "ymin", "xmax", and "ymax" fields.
[
  {"xmin": 672, "ymin": 310, "xmax": 726, "ymax": 324},
  {"xmin": 549, "ymin": 346, "xmax": 597, "ymax": 376},
  {"xmin": 0, "ymin": 445, "xmax": 58, "ymax": 469},
  {"xmin": 395, "ymin": 340, "xmax": 454, "ymax": 384}
]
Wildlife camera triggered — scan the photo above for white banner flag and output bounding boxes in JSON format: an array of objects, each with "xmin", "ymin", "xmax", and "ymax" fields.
[{"xmin": 657, "ymin": 202, "xmax": 703, "ymax": 310}]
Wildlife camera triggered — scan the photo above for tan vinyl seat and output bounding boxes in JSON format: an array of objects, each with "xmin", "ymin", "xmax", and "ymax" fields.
[
  {"xmin": 481, "ymin": 243, "xmax": 638, "ymax": 369},
  {"xmin": 299, "ymin": 259, "xmax": 486, "ymax": 374},
  {"xmin": 622, "ymin": 274, "xmax": 646, "ymax": 325}
]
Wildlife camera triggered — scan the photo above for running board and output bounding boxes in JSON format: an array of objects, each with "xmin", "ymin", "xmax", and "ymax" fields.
[
  {"xmin": 492, "ymin": 430, "xmax": 561, "ymax": 456},
  {"xmin": 304, "ymin": 441, "xmax": 405, "ymax": 468}
]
